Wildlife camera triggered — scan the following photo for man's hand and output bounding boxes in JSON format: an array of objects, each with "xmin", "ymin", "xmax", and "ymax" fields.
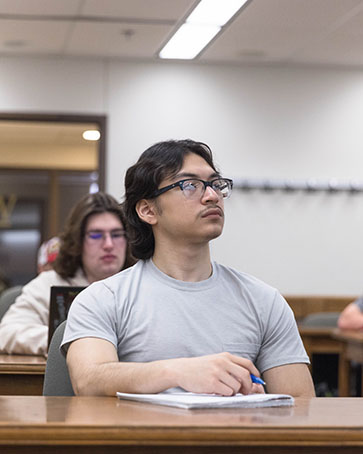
[
  {"xmin": 251, "ymin": 383, "xmax": 265, "ymax": 394},
  {"xmin": 169, "ymin": 352, "xmax": 263, "ymax": 396}
]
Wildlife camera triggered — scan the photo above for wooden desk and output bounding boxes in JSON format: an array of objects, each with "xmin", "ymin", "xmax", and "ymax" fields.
[
  {"xmin": 332, "ymin": 329, "xmax": 363, "ymax": 396},
  {"xmin": 1, "ymin": 396, "xmax": 363, "ymax": 453},
  {"xmin": 0, "ymin": 354, "xmax": 46, "ymax": 395},
  {"xmin": 298, "ymin": 326, "xmax": 349, "ymax": 396}
]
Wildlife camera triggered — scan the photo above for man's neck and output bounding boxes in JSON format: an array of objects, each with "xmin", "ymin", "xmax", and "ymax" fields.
[{"xmin": 152, "ymin": 243, "xmax": 212, "ymax": 282}]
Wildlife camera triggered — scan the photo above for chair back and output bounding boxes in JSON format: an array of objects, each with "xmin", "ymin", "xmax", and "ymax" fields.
[
  {"xmin": 43, "ymin": 320, "xmax": 74, "ymax": 396},
  {"xmin": 0, "ymin": 286, "xmax": 22, "ymax": 321}
]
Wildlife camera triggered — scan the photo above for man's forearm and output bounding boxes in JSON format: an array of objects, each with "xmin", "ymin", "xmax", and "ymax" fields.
[
  {"xmin": 68, "ymin": 348, "xmax": 262, "ymax": 397},
  {"xmin": 71, "ymin": 359, "xmax": 178, "ymax": 396}
]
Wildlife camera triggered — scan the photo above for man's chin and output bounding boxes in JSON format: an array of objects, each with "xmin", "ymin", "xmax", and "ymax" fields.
[{"xmin": 205, "ymin": 227, "xmax": 223, "ymax": 242}]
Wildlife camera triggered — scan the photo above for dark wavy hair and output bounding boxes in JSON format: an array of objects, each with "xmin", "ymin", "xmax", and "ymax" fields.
[
  {"xmin": 53, "ymin": 192, "xmax": 135, "ymax": 279},
  {"xmin": 123, "ymin": 139, "xmax": 218, "ymax": 260}
]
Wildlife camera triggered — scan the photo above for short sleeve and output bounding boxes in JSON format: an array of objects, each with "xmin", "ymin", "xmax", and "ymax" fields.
[
  {"xmin": 61, "ymin": 281, "xmax": 118, "ymax": 355},
  {"xmin": 256, "ymin": 291, "xmax": 309, "ymax": 373}
]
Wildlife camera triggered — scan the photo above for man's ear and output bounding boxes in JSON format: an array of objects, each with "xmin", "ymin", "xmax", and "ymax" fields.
[{"xmin": 135, "ymin": 199, "xmax": 158, "ymax": 225}]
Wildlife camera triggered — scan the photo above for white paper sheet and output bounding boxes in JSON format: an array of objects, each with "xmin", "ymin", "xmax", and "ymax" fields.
[{"xmin": 116, "ymin": 391, "xmax": 294, "ymax": 409}]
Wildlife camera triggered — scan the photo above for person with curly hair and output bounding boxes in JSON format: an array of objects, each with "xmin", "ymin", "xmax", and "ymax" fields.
[{"xmin": 0, "ymin": 192, "xmax": 134, "ymax": 356}]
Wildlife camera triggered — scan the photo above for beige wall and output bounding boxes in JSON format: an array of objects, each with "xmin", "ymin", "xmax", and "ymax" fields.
[{"xmin": 2, "ymin": 56, "xmax": 363, "ymax": 294}]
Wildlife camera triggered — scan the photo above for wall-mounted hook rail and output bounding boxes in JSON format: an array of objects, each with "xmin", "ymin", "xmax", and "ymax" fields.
[{"xmin": 233, "ymin": 178, "xmax": 363, "ymax": 193}]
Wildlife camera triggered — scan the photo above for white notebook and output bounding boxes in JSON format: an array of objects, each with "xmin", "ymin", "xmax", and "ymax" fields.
[{"xmin": 116, "ymin": 391, "xmax": 294, "ymax": 409}]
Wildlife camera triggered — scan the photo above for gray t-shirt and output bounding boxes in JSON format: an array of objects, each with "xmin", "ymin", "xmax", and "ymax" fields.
[{"xmin": 61, "ymin": 259, "xmax": 309, "ymax": 374}]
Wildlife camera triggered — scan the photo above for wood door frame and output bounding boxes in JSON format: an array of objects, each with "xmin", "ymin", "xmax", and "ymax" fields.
[{"xmin": 0, "ymin": 112, "xmax": 106, "ymax": 190}]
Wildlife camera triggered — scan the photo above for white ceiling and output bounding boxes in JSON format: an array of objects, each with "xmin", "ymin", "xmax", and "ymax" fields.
[{"xmin": 1, "ymin": 0, "xmax": 363, "ymax": 67}]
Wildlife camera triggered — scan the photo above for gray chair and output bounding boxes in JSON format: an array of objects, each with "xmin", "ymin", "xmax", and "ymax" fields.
[
  {"xmin": 0, "ymin": 285, "xmax": 22, "ymax": 321},
  {"xmin": 299, "ymin": 311, "xmax": 340, "ymax": 327},
  {"xmin": 43, "ymin": 320, "xmax": 74, "ymax": 396}
]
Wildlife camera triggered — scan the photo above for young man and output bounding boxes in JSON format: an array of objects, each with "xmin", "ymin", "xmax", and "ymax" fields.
[
  {"xmin": 0, "ymin": 192, "xmax": 134, "ymax": 356},
  {"xmin": 62, "ymin": 140, "xmax": 315, "ymax": 397}
]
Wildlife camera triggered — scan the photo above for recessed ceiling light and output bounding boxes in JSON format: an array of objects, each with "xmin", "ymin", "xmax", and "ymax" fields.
[
  {"xmin": 82, "ymin": 130, "xmax": 100, "ymax": 141},
  {"xmin": 159, "ymin": 0, "xmax": 249, "ymax": 59}
]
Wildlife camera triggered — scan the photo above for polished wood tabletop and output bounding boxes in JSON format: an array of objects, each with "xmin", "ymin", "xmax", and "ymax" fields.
[
  {"xmin": 1, "ymin": 396, "xmax": 363, "ymax": 453},
  {"xmin": 0, "ymin": 354, "xmax": 46, "ymax": 395}
]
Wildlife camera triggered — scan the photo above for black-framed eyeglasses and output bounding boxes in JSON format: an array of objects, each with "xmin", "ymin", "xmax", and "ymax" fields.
[{"xmin": 152, "ymin": 178, "xmax": 233, "ymax": 200}]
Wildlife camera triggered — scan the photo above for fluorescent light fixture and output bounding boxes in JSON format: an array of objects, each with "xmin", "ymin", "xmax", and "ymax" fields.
[
  {"xmin": 159, "ymin": 0, "xmax": 248, "ymax": 59},
  {"xmin": 188, "ymin": 0, "xmax": 249, "ymax": 26},
  {"xmin": 159, "ymin": 23, "xmax": 220, "ymax": 59},
  {"xmin": 82, "ymin": 130, "xmax": 100, "ymax": 141}
]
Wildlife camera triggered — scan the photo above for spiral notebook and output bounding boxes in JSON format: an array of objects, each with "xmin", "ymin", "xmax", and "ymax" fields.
[{"xmin": 116, "ymin": 391, "xmax": 294, "ymax": 409}]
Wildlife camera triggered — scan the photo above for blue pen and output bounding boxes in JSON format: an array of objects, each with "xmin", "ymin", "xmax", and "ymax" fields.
[{"xmin": 250, "ymin": 374, "xmax": 266, "ymax": 386}]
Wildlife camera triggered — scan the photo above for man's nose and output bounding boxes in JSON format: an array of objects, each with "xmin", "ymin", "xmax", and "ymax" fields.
[{"xmin": 201, "ymin": 185, "xmax": 220, "ymax": 203}]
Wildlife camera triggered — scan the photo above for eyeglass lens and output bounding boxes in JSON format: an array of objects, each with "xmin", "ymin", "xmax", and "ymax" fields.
[{"xmin": 182, "ymin": 179, "xmax": 232, "ymax": 199}]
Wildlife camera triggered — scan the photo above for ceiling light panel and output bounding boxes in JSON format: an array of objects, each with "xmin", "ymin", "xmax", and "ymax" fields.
[
  {"xmin": 159, "ymin": 23, "xmax": 220, "ymax": 59},
  {"xmin": 159, "ymin": 0, "xmax": 249, "ymax": 59},
  {"xmin": 187, "ymin": 0, "xmax": 249, "ymax": 26}
]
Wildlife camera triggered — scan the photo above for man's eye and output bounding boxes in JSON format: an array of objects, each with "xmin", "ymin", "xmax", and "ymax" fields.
[
  {"xmin": 184, "ymin": 181, "xmax": 200, "ymax": 190},
  {"xmin": 213, "ymin": 180, "xmax": 227, "ymax": 190}
]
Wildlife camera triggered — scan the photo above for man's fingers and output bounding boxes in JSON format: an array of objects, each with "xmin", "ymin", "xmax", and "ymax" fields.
[
  {"xmin": 251, "ymin": 383, "xmax": 265, "ymax": 394},
  {"xmin": 222, "ymin": 354, "xmax": 264, "ymax": 395},
  {"xmin": 218, "ymin": 371, "xmax": 243, "ymax": 395},
  {"xmin": 174, "ymin": 353, "xmax": 262, "ymax": 396},
  {"xmin": 227, "ymin": 353, "xmax": 260, "ymax": 377}
]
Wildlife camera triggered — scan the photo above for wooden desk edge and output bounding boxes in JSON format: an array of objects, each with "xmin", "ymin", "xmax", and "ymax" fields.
[
  {"xmin": 0, "ymin": 364, "xmax": 45, "ymax": 374},
  {"xmin": 2, "ymin": 426, "xmax": 363, "ymax": 447},
  {"xmin": 0, "ymin": 355, "xmax": 46, "ymax": 375},
  {"xmin": 2, "ymin": 397, "xmax": 363, "ymax": 447}
]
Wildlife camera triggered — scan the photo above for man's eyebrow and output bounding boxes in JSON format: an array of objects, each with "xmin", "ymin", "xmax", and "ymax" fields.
[{"xmin": 174, "ymin": 171, "xmax": 221, "ymax": 180}]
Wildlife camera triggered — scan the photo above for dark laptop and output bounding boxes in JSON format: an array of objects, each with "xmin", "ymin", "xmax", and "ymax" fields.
[{"xmin": 48, "ymin": 286, "xmax": 86, "ymax": 348}]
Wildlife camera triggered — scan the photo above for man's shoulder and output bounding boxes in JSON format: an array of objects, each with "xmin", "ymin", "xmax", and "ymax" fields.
[
  {"xmin": 92, "ymin": 260, "xmax": 146, "ymax": 292},
  {"xmin": 215, "ymin": 262, "xmax": 276, "ymax": 291}
]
